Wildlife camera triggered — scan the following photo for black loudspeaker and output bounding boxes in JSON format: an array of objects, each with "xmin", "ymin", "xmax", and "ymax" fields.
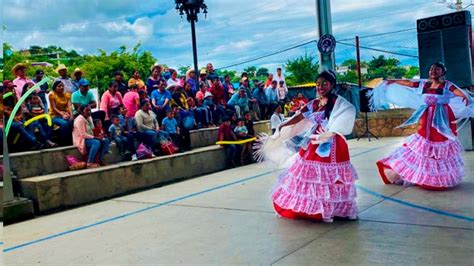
[
  {"xmin": 357, "ymin": 87, "xmax": 378, "ymax": 142},
  {"xmin": 417, "ymin": 11, "xmax": 473, "ymax": 87},
  {"xmin": 359, "ymin": 87, "xmax": 372, "ymax": 113}
]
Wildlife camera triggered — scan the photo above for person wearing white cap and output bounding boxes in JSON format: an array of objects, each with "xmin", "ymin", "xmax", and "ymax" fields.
[
  {"xmin": 54, "ymin": 64, "xmax": 75, "ymax": 93},
  {"xmin": 202, "ymin": 90, "xmax": 218, "ymax": 126}
]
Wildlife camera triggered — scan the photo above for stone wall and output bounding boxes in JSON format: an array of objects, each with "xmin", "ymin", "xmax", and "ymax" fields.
[{"xmin": 353, "ymin": 109, "xmax": 419, "ymax": 138}]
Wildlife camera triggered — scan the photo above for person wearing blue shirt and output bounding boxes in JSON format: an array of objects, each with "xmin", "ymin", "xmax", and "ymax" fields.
[
  {"xmin": 227, "ymin": 88, "xmax": 250, "ymax": 118},
  {"xmin": 151, "ymin": 80, "xmax": 171, "ymax": 126},
  {"xmin": 265, "ymin": 80, "xmax": 279, "ymax": 115},
  {"xmin": 161, "ymin": 110, "xmax": 181, "ymax": 151},
  {"xmin": 253, "ymin": 83, "xmax": 270, "ymax": 119}
]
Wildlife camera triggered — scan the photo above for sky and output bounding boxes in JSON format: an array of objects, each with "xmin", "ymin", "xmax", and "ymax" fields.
[{"xmin": 1, "ymin": 0, "xmax": 471, "ymax": 72}]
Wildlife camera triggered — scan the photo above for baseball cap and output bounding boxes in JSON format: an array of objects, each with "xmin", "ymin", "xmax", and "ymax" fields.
[{"xmin": 79, "ymin": 79, "xmax": 90, "ymax": 86}]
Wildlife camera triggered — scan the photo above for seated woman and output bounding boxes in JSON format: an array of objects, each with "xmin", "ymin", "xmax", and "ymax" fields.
[
  {"xmin": 49, "ymin": 80, "xmax": 74, "ymax": 145},
  {"xmin": 135, "ymin": 100, "xmax": 161, "ymax": 152},
  {"xmin": 73, "ymin": 105, "xmax": 110, "ymax": 168},
  {"xmin": 100, "ymin": 81, "xmax": 123, "ymax": 125},
  {"xmin": 194, "ymin": 82, "xmax": 212, "ymax": 127}
]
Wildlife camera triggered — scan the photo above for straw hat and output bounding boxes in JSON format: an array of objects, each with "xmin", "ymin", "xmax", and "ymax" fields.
[
  {"xmin": 150, "ymin": 63, "xmax": 163, "ymax": 73},
  {"xmin": 185, "ymin": 68, "xmax": 195, "ymax": 77},
  {"xmin": 73, "ymin": 67, "xmax": 83, "ymax": 75},
  {"xmin": 11, "ymin": 63, "xmax": 27, "ymax": 74},
  {"xmin": 199, "ymin": 68, "xmax": 207, "ymax": 75},
  {"xmin": 56, "ymin": 64, "xmax": 67, "ymax": 74}
]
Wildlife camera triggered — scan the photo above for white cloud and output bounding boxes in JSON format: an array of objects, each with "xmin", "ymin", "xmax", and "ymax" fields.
[{"xmin": 3, "ymin": 0, "xmax": 460, "ymax": 70}]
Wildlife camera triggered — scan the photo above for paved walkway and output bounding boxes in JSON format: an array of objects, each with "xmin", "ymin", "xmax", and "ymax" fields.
[{"xmin": 3, "ymin": 137, "xmax": 474, "ymax": 265}]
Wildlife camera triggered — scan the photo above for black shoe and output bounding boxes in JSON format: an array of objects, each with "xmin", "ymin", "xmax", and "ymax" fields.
[{"xmin": 32, "ymin": 141, "xmax": 45, "ymax": 150}]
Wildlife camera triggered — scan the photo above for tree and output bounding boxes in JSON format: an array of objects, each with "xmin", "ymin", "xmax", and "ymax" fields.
[
  {"xmin": 3, "ymin": 42, "xmax": 157, "ymax": 95},
  {"xmin": 337, "ymin": 71, "xmax": 360, "ymax": 84},
  {"xmin": 404, "ymin": 66, "xmax": 419, "ymax": 79},
  {"xmin": 244, "ymin": 66, "xmax": 257, "ymax": 78},
  {"xmin": 285, "ymin": 53, "xmax": 319, "ymax": 86},
  {"xmin": 178, "ymin": 65, "xmax": 191, "ymax": 76},
  {"xmin": 216, "ymin": 69, "xmax": 238, "ymax": 81},
  {"xmin": 367, "ymin": 55, "xmax": 407, "ymax": 79},
  {"xmin": 341, "ymin": 59, "xmax": 357, "ymax": 70},
  {"xmin": 256, "ymin": 67, "xmax": 269, "ymax": 78}
]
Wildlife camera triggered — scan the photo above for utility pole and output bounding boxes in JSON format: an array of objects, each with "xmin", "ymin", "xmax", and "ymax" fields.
[
  {"xmin": 440, "ymin": 0, "xmax": 473, "ymax": 10},
  {"xmin": 175, "ymin": 0, "xmax": 208, "ymax": 89},
  {"xmin": 315, "ymin": 0, "xmax": 335, "ymax": 71}
]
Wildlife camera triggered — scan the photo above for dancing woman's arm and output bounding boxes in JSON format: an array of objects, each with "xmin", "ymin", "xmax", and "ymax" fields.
[{"xmin": 386, "ymin": 79, "xmax": 419, "ymax": 88}]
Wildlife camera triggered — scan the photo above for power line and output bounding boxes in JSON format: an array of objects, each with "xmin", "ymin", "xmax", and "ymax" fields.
[
  {"xmin": 337, "ymin": 28, "xmax": 416, "ymax": 42},
  {"xmin": 216, "ymin": 38, "xmax": 317, "ymax": 70},
  {"xmin": 337, "ymin": 41, "xmax": 419, "ymax": 58}
]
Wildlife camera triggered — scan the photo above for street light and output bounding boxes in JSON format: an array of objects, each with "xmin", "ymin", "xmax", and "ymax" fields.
[{"xmin": 175, "ymin": 0, "xmax": 208, "ymax": 87}]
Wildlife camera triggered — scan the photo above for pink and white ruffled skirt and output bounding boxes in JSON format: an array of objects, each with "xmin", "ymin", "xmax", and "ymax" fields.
[
  {"xmin": 377, "ymin": 133, "xmax": 464, "ymax": 189},
  {"xmin": 272, "ymin": 155, "xmax": 358, "ymax": 221}
]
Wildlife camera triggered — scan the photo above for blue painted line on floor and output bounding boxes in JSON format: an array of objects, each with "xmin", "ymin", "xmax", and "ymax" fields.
[
  {"xmin": 356, "ymin": 185, "xmax": 474, "ymax": 222},
  {"xmin": 5, "ymin": 140, "xmax": 471, "ymax": 253},
  {"xmin": 3, "ymin": 170, "xmax": 277, "ymax": 253}
]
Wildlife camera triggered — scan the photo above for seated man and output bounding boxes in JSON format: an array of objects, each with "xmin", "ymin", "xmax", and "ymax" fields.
[
  {"xmin": 71, "ymin": 79, "xmax": 105, "ymax": 121},
  {"xmin": 217, "ymin": 116, "xmax": 240, "ymax": 168},
  {"xmin": 227, "ymin": 88, "xmax": 250, "ymax": 118}
]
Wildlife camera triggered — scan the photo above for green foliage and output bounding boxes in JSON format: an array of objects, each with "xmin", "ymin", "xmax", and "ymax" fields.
[
  {"xmin": 405, "ymin": 66, "xmax": 420, "ymax": 79},
  {"xmin": 337, "ymin": 71, "xmax": 361, "ymax": 84},
  {"xmin": 366, "ymin": 55, "xmax": 406, "ymax": 79},
  {"xmin": 178, "ymin": 65, "xmax": 191, "ymax": 76},
  {"xmin": 285, "ymin": 53, "xmax": 319, "ymax": 86},
  {"xmin": 3, "ymin": 42, "xmax": 156, "ymax": 95},
  {"xmin": 256, "ymin": 67, "xmax": 269, "ymax": 78},
  {"xmin": 81, "ymin": 44, "xmax": 156, "ymax": 94},
  {"xmin": 216, "ymin": 69, "xmax": 240, "ymax": 82},
  {"xmin": 243, "ymin": 66, "xmax": 257, "ymax": 78}
]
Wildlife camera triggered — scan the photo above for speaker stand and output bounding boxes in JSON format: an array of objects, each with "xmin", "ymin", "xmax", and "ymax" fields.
[{"xmin": 357, "ymin": 112, "xmax": 378, "ymax": 142}]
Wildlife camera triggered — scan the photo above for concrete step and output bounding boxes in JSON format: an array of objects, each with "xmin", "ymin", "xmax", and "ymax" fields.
[
  {"xmin": 18, "ymin": 145, "xmax": 228, "ymax": 214},
  {"xmin": 190, "ymin": 121, "xmax": 270, "ymax": 149},
  {"xmin": 1, "ymin": 121, "xmax": 271, "ymax": 179}
]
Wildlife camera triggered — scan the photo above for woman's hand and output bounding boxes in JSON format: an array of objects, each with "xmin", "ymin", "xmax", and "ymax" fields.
[
  {"xmin": 462, "ymin": 96, "xmax": 469, "ymax": 106},
  {"xmin": 316, "ymin": 128, "xmax": 334, "ymax": 143}
]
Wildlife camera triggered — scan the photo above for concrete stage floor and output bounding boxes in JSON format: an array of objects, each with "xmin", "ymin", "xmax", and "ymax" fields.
[{"xmin": 3, "ymin": 137, "xmax": 474, "ymax": 265}]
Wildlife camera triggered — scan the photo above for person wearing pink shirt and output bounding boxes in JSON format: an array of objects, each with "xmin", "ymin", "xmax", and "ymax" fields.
[
  {"xmin": 12, "ymin": 63, "xmax": 33, "ymax": 100},
  {"xmin": 100, "ymin": 81, "xmax": 123, "ymax": 121},
  {"xmin": 123, "ymin": 84, "xmax": 140, "ymax": 118}
]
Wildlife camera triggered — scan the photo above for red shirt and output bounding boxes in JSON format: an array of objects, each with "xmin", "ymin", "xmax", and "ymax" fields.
[
  {"xmin": 92, "ymin": 127, "xmax": 106, "ymax": 139},
  {"xmin": 209, "ymin": 84, "xmax": 226, "ymax": 105},
  {"xmin": 218, "ymin": 123, "xmax": 236, "ymax": 141}
]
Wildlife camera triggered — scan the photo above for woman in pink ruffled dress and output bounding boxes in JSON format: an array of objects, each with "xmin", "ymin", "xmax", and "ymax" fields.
[
  {"xmin": 257, "ymin": 70, "xmax": 358, "ymax": 222},
  {"xmin": 375, "ymin": 62, "xmax": 472, "ymax": 190}
]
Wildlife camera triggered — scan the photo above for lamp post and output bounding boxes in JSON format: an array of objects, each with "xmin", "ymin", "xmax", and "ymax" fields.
[{"xmin": 175, "ymin": 0, "xmax": 208, "ymax": 88}]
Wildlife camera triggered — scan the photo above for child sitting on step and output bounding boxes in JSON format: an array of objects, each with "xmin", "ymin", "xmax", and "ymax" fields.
[
  {"xmin": 92, "ymin": 119, "xmax": 111, "ymax": 164},
  {"xmin": 109, "ymin": 115, "xmax": 131, "ymax": 156}
]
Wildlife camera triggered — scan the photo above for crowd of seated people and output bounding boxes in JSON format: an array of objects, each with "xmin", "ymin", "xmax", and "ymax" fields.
[{"xmin": 3, "ymin": 62, "xmax": 298, "ymax": 169}]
